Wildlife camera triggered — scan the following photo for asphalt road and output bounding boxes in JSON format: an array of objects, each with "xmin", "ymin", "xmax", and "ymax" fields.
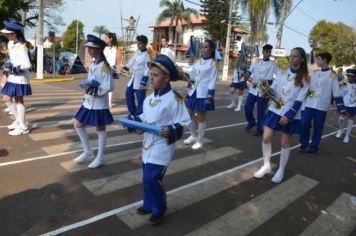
[{"xmin": 0, "ymin": 75, "xmax": 355, "ymax": 236}]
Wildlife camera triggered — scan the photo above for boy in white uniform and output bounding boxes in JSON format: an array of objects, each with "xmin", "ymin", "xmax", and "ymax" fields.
[
  {"xmin": 125, "ymin": 54, "xmax": 190, "ymax": 225},
  {"xmin": 122, "ymin": 35, "xmax": 150, "ymax": 116},
  {"xmin": 160, "ymin": 37, "xmax": 175, "ymax": 61}
]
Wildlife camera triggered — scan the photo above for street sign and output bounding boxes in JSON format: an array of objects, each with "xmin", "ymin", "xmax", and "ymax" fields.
[{"xmin": 273, "ymin": 48, "xmax": 286, "ymax": 57}]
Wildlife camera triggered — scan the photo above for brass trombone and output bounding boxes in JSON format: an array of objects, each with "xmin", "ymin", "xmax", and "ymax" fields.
[
  {"xmin": 258, "ymin": 80, "xmax": 285, "ymax": 109},
  {"xmin": 117, "ymin": 66, "xmax": 133, "ymax": 77}
]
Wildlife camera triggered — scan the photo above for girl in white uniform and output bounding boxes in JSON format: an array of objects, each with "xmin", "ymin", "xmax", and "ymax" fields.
[
  {"xmin": 73, "ymin": 34, "xmax": 114, "ymax": 169},
  {"xmin": 103, "ymin": 32, "xmax": 118, "ymax": 108},
  {"xmin": 184, "ymin": 40, "xmax": 218, "ymax": 150},
  {"xmin": 1, "ymin": 19, "xmax": 32, "ymax": 136},
  {"xmin": 126, "ymin": 54, "xmax": 190, "ymax": 225},
  {"xmin": 227, "ymin": 65, "xmax": 248, "ymax": 111},
  {"xmin": 254, "ymin": 47, "xmax": 310, "ymax": 183},
  {"xmin": 336, "ymin": 69, "xmax": 356, "ymax": 143}
]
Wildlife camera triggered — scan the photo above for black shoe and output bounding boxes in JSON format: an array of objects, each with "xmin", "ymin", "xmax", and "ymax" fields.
[
  {"xmin": 149, "ymin": 214, "xmax": 164, "ymax": 225},
  {"xmin": 307, "ymin": 150, "xmax": 316, "ymax": 157},
  {"xmin": 245, "ymin": 123, "xmax": 256, "ymax": 131},
  {"xmin": 136, "ymin": 206, "xmax": 151, "ymax": 215},
  {"xmin": 254, "ymin": 130, "xmax": 263, "ymax": 136},
  {"xmin": 298, "ymin": 145, "xmax": 308, "ymax": 153}
]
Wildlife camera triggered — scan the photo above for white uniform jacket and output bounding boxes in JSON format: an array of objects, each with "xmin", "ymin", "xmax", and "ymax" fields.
[
  {"xmin": 268, "ymin": 68, "xmax": 309, "ymax": 120},
  {"xmin": 160, "ymin": 46, "xmax": 175, "ymax": 61},
  {"xmin": 304, "ymin": 68, "xmax": 343, "ymax": 112},
  {"xmin": 341, "ymin": 82, "xmax": 356, "ymax": 108},
  {"xmin": 103, "ymin": 46, "xmax": 117, "ymax": 67},
  {"xmin": 125, "ymin": 49, "xmax": 150, "ymax": 89},
  {"xmin": 82, "ymin": 60, "xmax": 114, "ymax": 110},
  {"xmin": 7, "ymin": 40, "xmax": 31, "ymax": 84},
  {"xmin": 232, "ymin": 68, "xmax": 245, "ymax": 83},
  {"xmin": 188, "ymin": 58, "xmax": 218, "ymax": 98},
  {"xmin": 247, "ymin": 59, "xmax": 279, "ymax": 96},
  {"xmin": 140, "ymin": 86, "xmax": 191, "ymax": 166}
]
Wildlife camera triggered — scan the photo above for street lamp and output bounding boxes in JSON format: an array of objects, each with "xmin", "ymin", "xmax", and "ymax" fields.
[{"xmin": 75, "ymin": 0, "xmax": 84, "ymax": 55}]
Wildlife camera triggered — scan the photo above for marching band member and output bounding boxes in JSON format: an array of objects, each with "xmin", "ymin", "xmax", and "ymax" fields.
[
  {"xmin": 121, "ymin": 35, "xmax": 150, "ymax": 116},
  {"xmin": 299, "ymin": 52, "xmax": 346, "ymax": 156},
  {"xmin": 160, "ymin": 37, "xmax": 175, "ymax": 61},
  {"xmin": 73, "ymin": 34, "xmax": 114, "ymax": 169},
  {"xmin": 183, "ymin": 40, "xmax": 218, "ymax": 150},
  {"xmin": 227, "ymin": 65, "xmax": 247, "ymax": 112},
  {"xmin": 336, "ymin": 69, "xmax": 355, "ymax": 143},
  {"xmin": 103, "ymin": 32, "xmax": 118, "ymax": 109},
  {"xmin": 254, "ymin": 47, "xmax": 310, "ymax": 183},
  {"xmin": 1, "ymin": 19, "xmax": 32, "ymax": 135},
  {"xmin": 128, "ymin": 54, "xmax": 190, "ymax": 225},
  {"xmin": 244, "ymin": 44, "xmax": 279, "ymax": 136}
]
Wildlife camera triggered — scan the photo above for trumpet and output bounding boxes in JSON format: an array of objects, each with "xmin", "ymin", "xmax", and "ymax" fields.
[
  {"xmin": 117, "ymin": 66, "xmax": 133, "ymax": 77},
  {"xmin": 258, "ymin": 80, "xmax": 285, "ymax": 109}
]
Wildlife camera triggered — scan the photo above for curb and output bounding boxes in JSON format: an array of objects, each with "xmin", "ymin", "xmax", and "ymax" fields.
[{"xmin": 30, "ymin": 77, "xmax": 75, "ymax": 83}]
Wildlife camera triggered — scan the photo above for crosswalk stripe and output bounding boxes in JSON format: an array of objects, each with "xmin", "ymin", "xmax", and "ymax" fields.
[
  {"xmin": 60, "ymin": 138, "xmax": 213, "ymax": 172},
  {"xmin": 28, "ymin": 92, "xmax": 78, "ymax": 96},
  {"xmin": 117, "ymin": 161, "xmax": 267, "ymax": 229},
  {"xmin": 27, "ymin": 100, "xmax": 83, "ymax": 105},
  {"xmin": 29, "ymin": 124, "xmax": 124, "ymax": 141},
  {"xmin": 300, "ymin": 192, "xmax": 356, "ymax": 236},
  {"xmin": 42, "ymin": 132, "xmax": 138, "ymax": 154},
  {"xmin": 83, "ymin": 147, "xmax": 242, "ymax": 196},
  {"xmin": 25, "ymin": 95, "xmax": 84, "ymax": 101},
  {"xmin": 26, "ymin": 106, "xmax": 126, "ymax": 120},
  {"xmin": 185, "ymin": 174, "xmax": 318, "ymax": 236}
]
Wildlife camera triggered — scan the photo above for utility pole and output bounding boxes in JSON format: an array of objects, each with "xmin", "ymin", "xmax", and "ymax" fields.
[
  {"xmin": 276, "ymin": 4, "xmax": 287, "ymax": 48},
  {"xmin": 36, "ymin": 0, "xmax": 44, "ymax": 79},
  {"xmin": 222, "ymin": 0, "xmax": 233, "ymax": 81}
]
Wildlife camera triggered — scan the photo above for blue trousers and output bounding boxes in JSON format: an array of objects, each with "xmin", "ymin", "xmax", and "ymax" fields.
[
  {"xmin": 125, "ymin": 83, "xmax": 146, "ymax": 116},
  {"xmin": 244, "ymin": 93, "xmax": 269, "ymax": 132},
  {"xmin": 142, "ymin": 163, "xmax": 167, "ymax": 217},
  {"xmin": 299, "ymin": 107, "xmax": 327, "ymax": 152}
]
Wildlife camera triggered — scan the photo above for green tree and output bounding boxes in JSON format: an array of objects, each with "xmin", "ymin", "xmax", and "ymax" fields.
[
  {"xmin": 0, "ymin": 0, "xmax": 29, "ymax": 24},
  {"xmin": 61, "ymin": 20, "xmax": 84, "ymax": 53},
  {"xmin": 309, "ymin": 20, "xmax": 356, "ymax": 66},
  {"xmin": 93, "ymin": 25, "xmax": 109, "ymax": 38},
  {"xmin": 157, "ymin": 0, "xmax": 199, "ymax": 48},
  {"xmin": 200, "ymin": 0, "xmax": 241, "ymax": 45},
  {"xmin": 240, "ymin": 0, "xmax": 284, "ymax": 46}
]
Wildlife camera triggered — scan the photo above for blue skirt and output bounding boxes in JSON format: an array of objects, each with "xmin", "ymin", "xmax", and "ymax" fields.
[
  {"xmin": 230, "ymin": 81, "xmax": 247, "ymax": 89},
  {"xmin": 262, "ymin": 111, "xmax": 301, "ymax": 134},
  {"xmin": 2, "ymin": 82, "xmax": 32, "ymax": 96},
  {"xmin": 345, "ymin": 106, "xmax": 356, "ymax": 116},
  {"xmin": 185, "ymin": 91, "xmax": 214, "ymax": 112},
  {"xmin": 74, "ymin": 106, "xmax": 113, "ymax": 126}
]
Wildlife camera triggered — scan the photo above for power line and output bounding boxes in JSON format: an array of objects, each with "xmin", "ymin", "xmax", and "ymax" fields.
[
  {"xmin": 284, "ymin": 23, "xmax": 309, "ymax": 38},
  {"xmin": 296, "ymin": 7, "xmax": 318, "ymax": 23},
  {"xmin": 184, "ymin": 0, "xmax": 202, "ymax": 7}
]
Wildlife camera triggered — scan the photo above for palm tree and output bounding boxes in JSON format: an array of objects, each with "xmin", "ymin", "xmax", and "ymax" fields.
[
  {"xmin": 240, "ymin": 0, "xmax": 285, "ymax": 47},
  {"xmin": 93, "ymin": 25, "xmax": 109, "ymax": 38},
  {"xmin": 157, "ymin": 0, "xmax": 198, "ymax": 49},
  {"xmin": 275, "ymin": 0, "xmax": 293, "ymax": 48}
]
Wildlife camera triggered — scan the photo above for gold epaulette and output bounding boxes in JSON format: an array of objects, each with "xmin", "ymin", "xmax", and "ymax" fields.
[
  {"xmin": 331, "ymin": 71, "xmax": 337, "ymax": 79},
  {"xmin": 15, "ymin": 43, "xmax": 26, "ymax": 50},
  {"xmin": 101, "ymin": 63, "xmax": 113, "ymax": 74},
  {"xmin": 173, "ymin": 90, "xmax": 185, "ymax": 103}
]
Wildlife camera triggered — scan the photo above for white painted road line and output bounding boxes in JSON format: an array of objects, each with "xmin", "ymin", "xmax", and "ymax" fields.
[
  {"xmin": 0, "ymin": 121, "xmax": 248, "ymax": 167},
  {"xmin": 83, "ymin": 147, "xmax": 241, "ymax": 196},
  {"xmin": 300, "ymin": 192, "xmax": 356, "ymax": 236},
  {"xmin": 60, "ymin": 138, "xmax": 213, "ymax": 173},
  {"xmin": 186, "ymin": 174, "xmax": 318, "ymax": 236}
]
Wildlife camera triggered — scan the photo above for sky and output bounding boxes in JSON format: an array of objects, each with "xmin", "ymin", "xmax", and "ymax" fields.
[{"xmin": 25, "ymin": 0, "xmax": 356, "ymax": 54}]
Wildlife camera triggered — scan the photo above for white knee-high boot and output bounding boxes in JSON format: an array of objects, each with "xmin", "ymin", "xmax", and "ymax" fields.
[
  {"xmin": 254, "ymin": 143, "xmax": 272, "ymax": 178},
  {"xmin": 227, "ymin": 94, "xmax": 236, "ymax": 108},
  {"xmin": 16, "ymin": 103, "xmax": 28, "ymax": 130},
  {"xmin": 272, "ymin": 147, "xmax": 290, "ymax": 183},
  {"xmin": 74, "ymin": 127, "xmax": 94, "ymax": 163},
  {"xmin": 89, "ymin": 131, "xmax": 107, "ymax": 168},
  {"xmin": 192, "ymin": 122, "xmax": 206, "ymax": 150},
  {"xmin": 336, "ymin": 116, "xmax": 345, "ymax": 138},
  {"xmin": 235, "ymin": 95, "xmax": 243, "ymax": 111},
  {"xmin": 6, "ymin": 102, "xmax": 19, "ymax": 129},
  {"xmin": 343, "ymin": 120, "xmax": 354, "ymax": 143},
  {"xmin": 184, "ymin": 118, "xmax": 198, "ymax": 144}
]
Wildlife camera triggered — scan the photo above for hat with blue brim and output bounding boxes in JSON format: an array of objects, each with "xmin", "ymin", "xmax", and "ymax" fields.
[
  {"xmin": 84, "ymin": 34, "xmax": 107, "ymax": 49},
  {"xmin": 147, "ymin": 54, "xmax": 180, "ymax": 81},
  {"xmin": 1, "ymin": 18, "xmax": 24, "ymax": 34},
  {"xmin": 346, "ymin": 69, "xmax": 356, "ymax": 77}
]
